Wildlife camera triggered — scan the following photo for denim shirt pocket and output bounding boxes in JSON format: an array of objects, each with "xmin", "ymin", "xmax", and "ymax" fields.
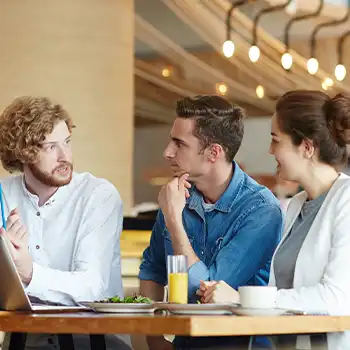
[{"xmin": 162, "ymin": 227, "xmax": 195, "ymax": 256}]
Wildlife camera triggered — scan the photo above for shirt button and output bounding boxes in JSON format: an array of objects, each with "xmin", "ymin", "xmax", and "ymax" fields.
[
  {"xmin": 36, "ymin": 245, "xmax": 40, "ymax": 250},
  {"xmin": 201, "ymin": 250, "xmax": 204, "ymax": 255},
  {"xmin": 36, "ymin": 211, "xmax": 40, "ymax": 216}
]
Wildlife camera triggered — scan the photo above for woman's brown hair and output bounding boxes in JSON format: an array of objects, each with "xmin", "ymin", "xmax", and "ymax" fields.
[
  {"xmin": 0, "ymin": 96, "xmax": 74, "ymax": 173},
  {"xmin": 276, "ymin": 90, "xmax": 350, "ymax": 167}
]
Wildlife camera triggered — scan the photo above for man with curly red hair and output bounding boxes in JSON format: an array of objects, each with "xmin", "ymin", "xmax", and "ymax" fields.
[{"xmin": 0, "ymin": 96, "xmax": 131, "ymax": 349}]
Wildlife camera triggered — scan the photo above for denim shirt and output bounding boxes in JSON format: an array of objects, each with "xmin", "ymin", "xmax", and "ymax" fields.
[{"xmin": 139, "ymin": 162, "xmax": 283, "ymax": 298}]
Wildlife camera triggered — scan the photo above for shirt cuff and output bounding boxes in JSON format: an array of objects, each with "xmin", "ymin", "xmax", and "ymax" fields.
[
  {"xmin": 188, "ymin": 260, "xmax": 209, "ymax": 297},
  {"xmin": 138, "ymin": 268, "xmax": 167, "ymax": 286},
  {"xmin": 25, "ymin": 262, "xmax": 47, "ymax": 299}
]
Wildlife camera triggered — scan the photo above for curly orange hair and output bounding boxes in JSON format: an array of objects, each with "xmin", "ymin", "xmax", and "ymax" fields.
[{"xmin": 0, "ymin": 96, "xmax": 74, "ymax": 173}]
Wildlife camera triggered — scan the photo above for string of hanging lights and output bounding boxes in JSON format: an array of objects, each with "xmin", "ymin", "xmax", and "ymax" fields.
[
  {"xmin": 308, "ymin": 0, "xmax": 350, "ymax": 77},
  {"xmin": 221, "ymin": 0, "xmax": 349, "ymax": 98},
  {"xmin": 335, "ymin": 30, "xmax": 350, "ymax": 81},
  {"xmin": 248, "ymin": 0, "xmax": 293, "ymax": 63},
  {"xmin": 281, "ymin": 0, "xmax": 324, "ymax": 71},
  {"xmin": 222, "ymin": 0, "xmax": 252, "ymax": 58}
]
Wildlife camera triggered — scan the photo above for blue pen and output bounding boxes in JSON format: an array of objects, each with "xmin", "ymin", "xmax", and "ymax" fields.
[{"xmin": 0, "ymin": 183, "xmax": 6, "ymax": 230}]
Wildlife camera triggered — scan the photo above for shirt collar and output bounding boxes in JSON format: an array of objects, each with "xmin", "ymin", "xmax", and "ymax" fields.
[
  {"xmin": 187, "ymin": 161, "xmax": 244, "ymax": 213},
  {"xmin": 20, "ymin": 174, "xmax": 70, "ymax": 207}
]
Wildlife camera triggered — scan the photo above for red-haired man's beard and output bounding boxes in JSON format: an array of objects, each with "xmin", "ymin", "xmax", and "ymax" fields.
[{"xmin": 29, "ymin": 162, "xmax": 73, "ymax": 187}]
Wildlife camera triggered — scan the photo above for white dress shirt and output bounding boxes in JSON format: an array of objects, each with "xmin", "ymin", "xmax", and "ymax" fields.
[
  {"xmin": 1, "ymin": 172, "xmax": 131, "ymax": 349},
  {"xmin": 1, "ymin": 172, "xmax": 123, "ymax": 304}
]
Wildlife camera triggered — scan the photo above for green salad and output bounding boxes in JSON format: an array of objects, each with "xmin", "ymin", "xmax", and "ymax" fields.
[{"xmin": 97, "ymin": 295, "xmax": 152, "ymax": 304}]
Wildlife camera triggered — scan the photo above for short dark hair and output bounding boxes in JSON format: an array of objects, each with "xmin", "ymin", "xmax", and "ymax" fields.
[
  {"xmin": 176, "ymin": 95, "xmax": 245, "ymax": 163},
  {"xmin": 276, "ymin": 90, "xmax": 350, "ymax": 167}
]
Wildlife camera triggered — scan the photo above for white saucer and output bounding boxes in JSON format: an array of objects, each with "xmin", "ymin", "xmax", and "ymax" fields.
[{"xmin": 230, "ymin": 306, "xmax": 290, "ymax": 316}]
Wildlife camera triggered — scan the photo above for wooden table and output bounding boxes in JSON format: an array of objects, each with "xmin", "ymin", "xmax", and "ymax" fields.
[{"xmin": 1, "ymin": 311, "xmax": 350, "ymax": 336}]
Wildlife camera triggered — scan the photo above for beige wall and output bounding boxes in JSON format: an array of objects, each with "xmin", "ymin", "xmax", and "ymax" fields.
[
  {"xmin": 134, "ymin": 125, "xmax": 171, "ymax": 205},
  {"xmin": 0, "ymin": 0, "xmax": 134, "ymax": 213}
]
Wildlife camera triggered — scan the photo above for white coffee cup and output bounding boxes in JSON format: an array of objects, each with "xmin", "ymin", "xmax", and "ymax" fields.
[{"xmin": 238, "ymin": 286, "xmax": 277, "ymax": 309}]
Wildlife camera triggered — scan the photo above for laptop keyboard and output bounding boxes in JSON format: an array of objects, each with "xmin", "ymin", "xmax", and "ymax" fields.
[{"xmin": 29, "ymin": 295, "xmax": 68, "ymax": 307}]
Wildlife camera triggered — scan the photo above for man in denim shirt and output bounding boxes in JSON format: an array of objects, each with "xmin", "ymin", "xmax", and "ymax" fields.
[{"xmin": 139, "ymin": 96, "xmax": 283, "ymax": 349}]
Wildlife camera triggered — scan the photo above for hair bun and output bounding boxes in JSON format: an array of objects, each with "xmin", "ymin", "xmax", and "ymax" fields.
[{"xmin": 326, "ymin": 93, "xmax": 350, "ymax": 145}]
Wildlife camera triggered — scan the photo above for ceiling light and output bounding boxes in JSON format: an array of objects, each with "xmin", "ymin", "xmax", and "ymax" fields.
[
  {"xmin": 223, "ymin": 40, "xmax": 235, "ymax": 58},
  {"xmin": 256, "ymin": 85, "xmax": 265, "ymax": 99},
  {"xmin": 307, "ymin": 58, "xmax": 319, "ymax": 75},
  {"xmin": 216, "ymin": 82, "xmax": 228, "ymax": 96},
  {"xmin": 335, "ymin": 64, "xmax": 346, "ymax": 81},
  {"xmin": 249, "ymin": 45, "xmax": 260, "ymax": 63},
  {"xmin": 161, "ymin": 67, "xmax": 171, "ymax": 78},
  {"xmin": 281, "ymin": 52, "xmax": 293, "ymax": 70}
]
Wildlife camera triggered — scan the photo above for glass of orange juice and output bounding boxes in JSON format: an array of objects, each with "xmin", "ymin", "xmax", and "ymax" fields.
[{"xmin": 167, "ymin": 255, "xmax": 188, "ymax": 304}]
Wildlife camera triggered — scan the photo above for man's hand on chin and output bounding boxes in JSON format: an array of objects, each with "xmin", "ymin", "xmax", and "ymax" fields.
[
  {"xmin": 158, "ymin": 173, "xmax": 199, "ymax": 265},
  {"xmin": 158, "ymin": 173, "xmax": 191, "ymax": 227}
]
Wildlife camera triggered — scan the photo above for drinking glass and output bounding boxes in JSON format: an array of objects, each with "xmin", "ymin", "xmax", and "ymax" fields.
[{"xmin": 167, "ymin": 255, "xmax": 188, "ymax": 304}]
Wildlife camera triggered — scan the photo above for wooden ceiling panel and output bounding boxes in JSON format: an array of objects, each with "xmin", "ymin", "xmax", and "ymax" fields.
[{"xmin": 134, "ymin": 0, "xmax": 350, "ymax": 126}]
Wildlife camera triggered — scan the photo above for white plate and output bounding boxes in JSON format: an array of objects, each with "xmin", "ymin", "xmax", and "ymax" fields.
[
  {"xmin": 155, "ymin": 302, "xmax": 233, "ymax": 315},
  {"xmin": 230, "ymin": 306, "xmax": 290, "ymax": 316},
  {"xmin": 79, "ymin": 302, "xmax": 156, "ymax": 313}
]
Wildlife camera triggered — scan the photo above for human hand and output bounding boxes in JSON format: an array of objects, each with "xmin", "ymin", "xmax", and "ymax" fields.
[
  {"xmin": 199, "ymin": 280, "xmax": 240, "ymax": 304},
  {"xmin": 196, "ymin": 280, "xmax": 218, "ymax": 299},
  {"xmin": 0, "ymin": 208, "xmax": 33, "ymax": 284},
  {"xmin": 158, "ymin": 173, "xmax": 191, "ymax": 225}
]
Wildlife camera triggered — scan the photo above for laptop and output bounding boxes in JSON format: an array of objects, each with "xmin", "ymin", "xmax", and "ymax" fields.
[{"xmin": 0, "ymin": 235, "xmax": 88, "ymax": 312}]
